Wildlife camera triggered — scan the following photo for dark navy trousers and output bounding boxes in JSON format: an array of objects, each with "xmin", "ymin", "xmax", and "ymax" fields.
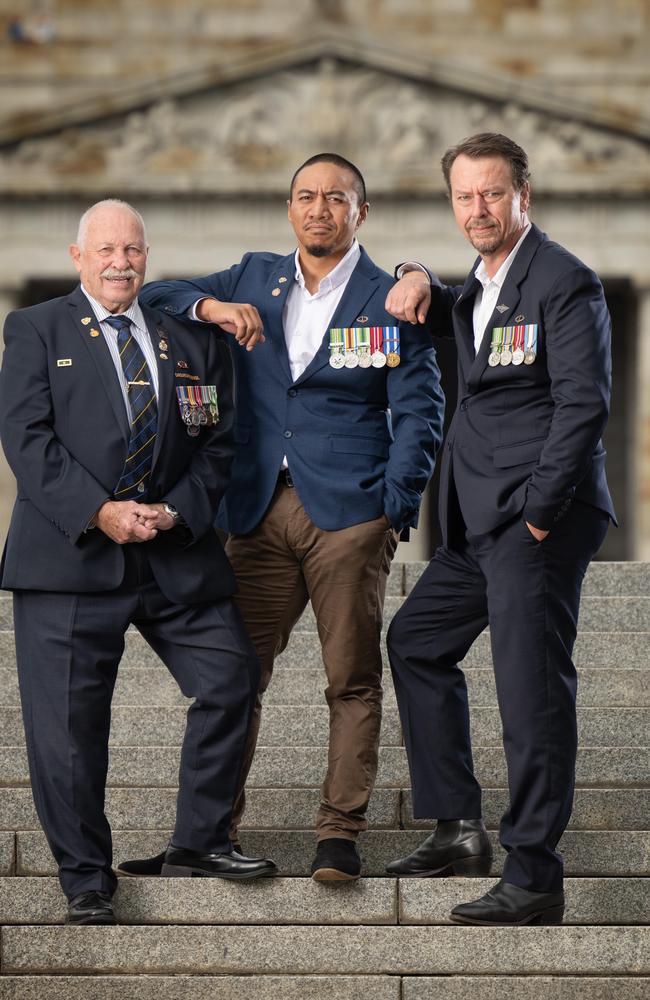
[
  {"xmin": 13, "ymin": 546, "xmax": 259, "ymax": 900},
  {"xmin": 387, "ymin": 501, "xmax": 608, "ymax": 891}
]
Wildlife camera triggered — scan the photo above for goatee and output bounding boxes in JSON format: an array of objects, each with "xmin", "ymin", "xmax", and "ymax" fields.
[{"xmin": 305, "ymin": 243, "xmax": 334, "ymax": 258}]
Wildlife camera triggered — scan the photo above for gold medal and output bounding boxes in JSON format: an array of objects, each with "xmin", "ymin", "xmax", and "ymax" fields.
[{"xmin": 386, "ymin": 352, "xmax": 400, "ymax": 367}]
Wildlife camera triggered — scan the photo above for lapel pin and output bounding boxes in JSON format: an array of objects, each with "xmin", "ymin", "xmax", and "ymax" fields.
[
  {"xmin": 56, "ymin": 359, "xmax": 72, "ymax": 367},
  {"xmin": 90, "ymin": 328, "xmax": 100, "ymax": 337},
  {"xmin": 356, "ymin": 315, "xmax": 368, "ymax": 323},
  {"xmin": 177, "ymin": 360, "xmax": 188, "ymax": 369},
  {"xmin": 272, "ymin": 288, "xmax": 281, "ymax": 297},
  {"xmin": 159, "ymin": 352, "xmax": 168, "ymax": 360},
  {"xmin": 496, "ymin": 304, "xmax": 509, "ymax": 314},
  {"xmin": 159, "ymin": 340, "xmax": 168, "ymax": 351},
  {"xmin": 81, "ymin": 317, "xmax": 92, "ymax": 325},
  {"xmin": 515, "ymin": 314, "xmax": 525, "ymax": 322},
  {"xmin": 279, "ymin": 276, "xmax": 288, "ymax": 284}
]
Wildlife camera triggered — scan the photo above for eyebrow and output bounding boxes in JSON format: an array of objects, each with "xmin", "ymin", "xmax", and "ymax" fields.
[{"xmin": 296, "ymin": 188, "xmax": 347, "ymax": 197}]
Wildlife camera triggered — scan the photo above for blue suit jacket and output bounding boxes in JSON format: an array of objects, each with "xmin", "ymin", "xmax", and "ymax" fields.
[
  {"xmin": 142, "ymin": 247, "xmax": 444, "ymax": 535},
  {"xmin": 0, "ymin": 286, "xmax": 237, "ymax": 601},
  {"xmin": 424, "ymin": 224, "xmax": 616, "ymax": 540}
]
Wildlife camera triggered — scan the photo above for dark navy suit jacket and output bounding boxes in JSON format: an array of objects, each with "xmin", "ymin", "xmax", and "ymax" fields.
[
  {"xmin": 142, "ymin": 247, "xmax": 444, "ymax": 535},
  {"xmin": 0, "ymin": 286, "xmax": 237, "ymax": 601},
  {"xmin": 425, "ymin": 224, "xmax": 616, "ymax": 540}
]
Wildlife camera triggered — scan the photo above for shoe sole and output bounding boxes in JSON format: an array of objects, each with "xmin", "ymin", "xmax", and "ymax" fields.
[
  {"xmin": 449, "ymin": 904, "xmax": 565, "ymax": 926},
  {"xmin": 386, "ymin": 855, "xmax": 492, "ymax": 878},
  {"xmin": 311, "ymin": 867, "xmax": 360, "ymax": 882},
  {"xmin": 161, "ymin": 863, "xmax": 277, "ymax": 879}
]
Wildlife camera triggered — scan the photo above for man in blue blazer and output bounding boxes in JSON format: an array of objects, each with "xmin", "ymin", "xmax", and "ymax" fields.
[
  {"xmin": 121, "ymin": 154, "xmax": 444, "ymax": 880},
  {"xmin": 0, "ymin": 200, "xmax": 276, "ymax": 925},
  {"xmin": 384, "ymin": 133, "xmax": 615, "ymax": 924}
]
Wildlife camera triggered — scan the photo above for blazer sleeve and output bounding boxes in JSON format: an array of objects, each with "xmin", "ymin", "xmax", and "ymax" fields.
[
  {"xmin": 162, "ymin": 336, "xmax": 235, "ymax": 544},
  {"xmin": 522, "ymin": 265, "xmax": 612, "ymax": 529},
  {"xmin": 0, "ymin": 310, "xmax": 111, "ymax": 544},
  {"xmin": 383, "ymin": 322, "xmax": 445, "ymax": 532},
  {"xmin": 140, "ymin": 254, "xmax": 255, "ymax": 317},
  {"xmin": 393, "ymin": 262, "xmax": 459, "ymax": 340}
]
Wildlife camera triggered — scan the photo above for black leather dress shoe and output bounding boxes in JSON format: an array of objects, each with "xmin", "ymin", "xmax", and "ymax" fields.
[
  {"xmin": 117, "ymin": 843, "xmax": 243, "ymax": 877},
  {"xmin": 386, "ymin": 819, "xmax": 492, "ymax": 877},
  {"xmin": 66, "ymin": 890, "xmax": 117, "ymax": 926},
  {"xmin": 161, "ymin": 846, "xmax": 277, "ymax": 879},
  {"xmin": 450, "ymin": 878, "xmax": 565, "ymax": 925},
  {"xmin": 311, "ymin": 838, "xmax": 361, "ymax": 881}
]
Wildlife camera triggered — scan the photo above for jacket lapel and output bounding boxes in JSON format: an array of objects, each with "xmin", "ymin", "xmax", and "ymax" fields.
[
  {"xmin": 295, "ymin": 248, "xmax": 380, "ymax": 385},
  {"xmin": 262, "ymin": 255, "xmax": 294, "ymax": 383},
  {"xmin": 452, "ymin": 269, "xmax": 480, "ymax": 381},
  {"xmin": 465, "ymin": 225, "xmax": 545, "ymax": 390},
  {"xmin": 68, "ymin": 287, "xmax": 130, "ymax": 441}
]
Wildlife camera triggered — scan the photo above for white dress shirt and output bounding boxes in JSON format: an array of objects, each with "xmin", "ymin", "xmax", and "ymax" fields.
[
  {"xmin": 472, "ymin": 222, "xmax": 531, "ymax": 354},
  {"xmin": 81, "ymin": 285, "xmax": 159, "ymax": 412},
  {"xmin": 282, "ymin": 239, "xmax": 360, "ymax": 381}
]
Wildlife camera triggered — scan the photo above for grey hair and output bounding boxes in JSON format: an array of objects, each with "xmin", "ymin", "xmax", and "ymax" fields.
[{"xmin": 76, "ymin": 199, "xmax": 147, "ymax": 248}]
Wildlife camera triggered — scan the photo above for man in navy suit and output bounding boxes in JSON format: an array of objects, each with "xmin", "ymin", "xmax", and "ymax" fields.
[
  {"xmin": 120, "ymin": 154, "xmax": 444, "ymax": 880},
  {"xmin": 0, "ymin": 200, "xmax": 277, "ymax": 925},
  {"xmin": 384, "ymin": 133, "xmax": 615, "ymax": 924}
]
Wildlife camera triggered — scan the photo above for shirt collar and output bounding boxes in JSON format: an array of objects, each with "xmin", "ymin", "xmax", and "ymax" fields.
[
  {"xmin": 80, "ymin": 284, "xmax": 147, "ymax": 331},
  {"xmin": 293, "ymin": 239, "xmax": 360, "ymax": 297},
  {"xmin": 474, "ymin": 221, "xmax": 532, "ymax": 291}
]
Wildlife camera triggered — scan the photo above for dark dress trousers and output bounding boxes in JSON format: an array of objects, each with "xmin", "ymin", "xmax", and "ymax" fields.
[
  {"xmin": 387, "ymin": 224, "xmax": 616, "ymax": 891},
  {"xmin": 0, "ymin": 286, "xmax": 259, "ymax": 900}
]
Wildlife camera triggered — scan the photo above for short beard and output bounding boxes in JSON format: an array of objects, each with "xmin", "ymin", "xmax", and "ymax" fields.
[
  {"xmin": 467, "ymin": 231, "xmax": 503, "ymax": 256},
  {"xmin": 305, "ymin": 242, "xmax": 335, "ymax": 258}
]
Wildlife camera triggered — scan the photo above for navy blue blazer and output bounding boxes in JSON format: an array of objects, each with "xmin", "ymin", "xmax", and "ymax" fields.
[
  {"xmin": 425, "ymin": 224, "xmax": 616, "ymax": 539},
  {"xmin": 142, "ymin": 247, "xmax": 444, "ymax": 535},
  {"xmin": 0, "ymin": 286, "xmax": 237, "ymax": 601}
]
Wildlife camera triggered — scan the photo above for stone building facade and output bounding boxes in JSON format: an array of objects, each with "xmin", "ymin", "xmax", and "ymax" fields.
[{"xmin": 0, "ymin": 1, "xmax": 648, "ymax": 559}]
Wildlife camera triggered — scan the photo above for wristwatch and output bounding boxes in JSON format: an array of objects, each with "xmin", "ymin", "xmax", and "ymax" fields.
[{"xmin": 163, "ymin": 503, "xmax": 180, "ymax": 521}]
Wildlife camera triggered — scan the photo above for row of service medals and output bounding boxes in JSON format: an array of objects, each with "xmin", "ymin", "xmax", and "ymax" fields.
[
  {"xmin": 329, "ymin": 326, "xmax": 401, "ymax": 369},
  {"xmin": 175, "ymin": 385, "xmax": 219, "ymax": 437},
  {"xmin": 488, "ymin": 324, "xmax": 538, "ymax": 367}
]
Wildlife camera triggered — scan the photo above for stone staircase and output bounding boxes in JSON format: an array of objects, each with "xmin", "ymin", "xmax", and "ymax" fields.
[{"xmin": 0, "ymin": 561, "xmax": 648, "ymax": 998}]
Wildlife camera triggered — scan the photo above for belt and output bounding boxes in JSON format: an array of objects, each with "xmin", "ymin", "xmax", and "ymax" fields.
[{"xmin": 277, "ymin": 468, "xmax": 295, "ymax": 488}]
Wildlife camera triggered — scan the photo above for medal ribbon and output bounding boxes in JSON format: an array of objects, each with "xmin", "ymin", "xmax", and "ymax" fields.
[
  {"xmin": 525, "ymin": 324, "xmax": 538, "ymax": 353},
  {"xmin": 357, "ymin": 327, "xmax": 371, "ymax": 353},
  {"xmin": 344, "ymin": 327, "xmax": 358, "ymax": 355},
  {"xmin": 329, "ymin": 328, "xmax": 344, "ymax": 355},
  {"xmin": 370, "ymin": 326, "xmax": 384, "ymax": 354},
  {"xmin": 490, "ymin": 327, "xmax": 504, "ymax": 352},
  {"xmin": 385, "ymin": 326, "xmax": 400, "ymax": 356}
]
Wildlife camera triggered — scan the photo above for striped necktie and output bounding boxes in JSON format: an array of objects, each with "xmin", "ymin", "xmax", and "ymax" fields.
[{"xmin": 105, "ymin": 315, "xmax": 157, "ymax": 500}]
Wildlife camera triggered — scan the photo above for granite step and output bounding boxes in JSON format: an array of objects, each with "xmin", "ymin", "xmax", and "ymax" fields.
[
  {"xmin": 2, "ymin": 665, "xmax": 647, "ymax": 707},
  {"xmin": 1, "ymin": 594, "xmax": 650, "ymax": 633},
  {"xmin": 2, "ymin": 976, "xmax": 646, "ymax": 1000},
  {"xmin": 15, "ymin": 829, "xmax": 650, "ymax": 878},
  {"xmin": 3, "ymin": 786, "xmax": 646, "ymax": 833},
  {"xmin": 1, "ymin": 876, "xmax": 647, "ymax": 926},
  {"xmin": 404, "ymin": 560, "xmax": 650, "ymax": 597},
  {"xmin": 2, "ymin": 925, "xmax": 648, "ymax": 976},
  {"xmin": 0, "ymin": 976, "xmax": 403, "ymax": 1000},
  {"xmin": 2, "ymin": 745, "xmax": 647, "ymax": 789},
  {"xmin": 1, "ymin": 705, "xmax": 647, "ymax": 748},
  {"xmin": 2, "ymin": 629, "xmax": 648, "ymax": 671},
  {"xmin": 293, "ymin": 596, "xmax": 650, "ymax": 633}
]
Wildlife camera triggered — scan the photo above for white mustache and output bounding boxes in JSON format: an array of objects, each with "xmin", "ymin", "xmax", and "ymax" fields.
[{"xmin": 101, "ymin": 267, "xmax": 138, "ymax": 279}]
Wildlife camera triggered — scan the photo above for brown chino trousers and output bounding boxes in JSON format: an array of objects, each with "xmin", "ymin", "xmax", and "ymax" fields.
[{"xmin": 226, "ymin": 480, "xmax": 398, "ymax": 842}]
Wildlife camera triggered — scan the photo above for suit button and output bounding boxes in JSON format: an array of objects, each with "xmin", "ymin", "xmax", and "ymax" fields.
[
  {"xmin": 460, "ymin": 402, "xmax": 467, "ymax": 411},
  {"xmin": 288, "ymin": 389, "xmax": 297, "ymax": 397},
  {"xmin": 284, "ymin": 430, "xmax": 293, "ymax": 439}
]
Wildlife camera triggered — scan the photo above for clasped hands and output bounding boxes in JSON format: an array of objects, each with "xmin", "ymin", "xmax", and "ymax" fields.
[{"xmin": 94, "ymin": 500, "xmax": 176, "ymax": 544}]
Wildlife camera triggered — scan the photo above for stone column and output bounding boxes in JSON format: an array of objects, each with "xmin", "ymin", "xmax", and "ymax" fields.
[
  {"xmin": 633, "ymin": 284, "xmax": 650, "ymax": 560},
  {"xmin": 0, "ymin": 286, "xmax": 19, "ymax": 541}
]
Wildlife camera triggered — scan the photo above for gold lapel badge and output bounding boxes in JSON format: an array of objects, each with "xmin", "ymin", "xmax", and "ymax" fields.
[
  {"xmin": 159, "ymin": 352, "xmax": 169, "ymax": 360},
  {"xmin": 90, "ymin": 328, "xmax": 100, "ymax": 338},
  {"xmin": 279, "ymin": 276, "xmax": 288, "ymax": 284},
  {"xmin": 515, "ymin": 314, "xmax": 525, "ymax": 323},
  {"xmin": 272, "ymin": 288, "xmax": 281, "ymax": 297},
  {"xmin": 159, "ymin": 340, "xmax": 168, "ymax": 351},
  {"xmin": 56, "ymin": 359, "xmax": 72, "ymax": 367},
  {"xmin": 81, "ymin": 317, "xmax": 92, "ymax": 325}
]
